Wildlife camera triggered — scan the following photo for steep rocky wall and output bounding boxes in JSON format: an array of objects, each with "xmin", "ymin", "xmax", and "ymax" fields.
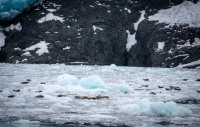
[{"xmin": 0, "ymin": 0, "xmax": 199, "ymax": 68}]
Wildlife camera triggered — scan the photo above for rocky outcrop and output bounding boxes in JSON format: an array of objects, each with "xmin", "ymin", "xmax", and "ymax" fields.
[{"xmin": 0, "ymin": 0, "xmax": 200, "ymax": 68}]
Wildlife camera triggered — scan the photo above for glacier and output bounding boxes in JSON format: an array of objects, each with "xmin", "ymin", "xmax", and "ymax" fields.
[{"xmin": 0, "ymin": 0, "xmax": 42, "ymax": 20}]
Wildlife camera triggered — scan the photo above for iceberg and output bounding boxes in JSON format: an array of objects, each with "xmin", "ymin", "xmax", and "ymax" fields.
[{"xmin": 0, "ymin": 0, "xmax": 43, "ymax": 20}]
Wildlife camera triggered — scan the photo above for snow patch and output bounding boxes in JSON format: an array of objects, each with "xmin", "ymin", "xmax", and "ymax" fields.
[
  {"xmin": 124, "ymin": 7, "xmax": 131, "ymax": 13},
  {"xmin": 177, "ymin": 38, "xmax": 200, "ymax": 49},
  {"xmin": 5, "ymin": 22, "xmax": 22, "ymax": 31},
  {"xmin": 46, "ymin": 9, "xmax": 57, "ymax": 12},
  {"xmin": 22, "ymin": 52, "xmax": 31, "ymax": 56},
  {"xmin": 63, "ymin": 46, "xmax": 70, "ymax": 50},
  {"xmin": 126, "ymin": 11, "xmax": 145, "ymax": 51},
  {"xmin": 177, "ymin": 60, "xmax": 200, "ymax": 68},
  {"xmin": 126, "ymin": 30, "xmax": 136, "ymax": 51},
  {"xmin": 93, "ymin": 25, "xmax": 103, "ymax": 34},
  {"xmin": 0, "ymin": 31, "xmax": 6, "ymax": 50},
  {"xmin": 38, "ymin": 13, "xmax": 65, "ymax": 23},
  {"xmin": 24, "ymin": 41, "xmax": 50, "ymax": 56},
  {"xmin": 134, "ymin": 10, "xmax": 145, "ymax": 31},
  {"xmin": 148, "ymin": 1, "xmax": 200, "ymax": 27},
  {"xmin": 156, "ymin": 42, "xmax": 165, "ymax": 52}
]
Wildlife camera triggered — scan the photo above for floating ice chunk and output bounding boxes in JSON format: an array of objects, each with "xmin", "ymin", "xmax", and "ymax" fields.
[
  {"xmin": 24, "ymin": 41, "xmax": 50, "ymax": 56},
  {"xmin": 109, "ymin": 64, "xmax": 117, "ymax": 69},
  {"xmin": 0, "ymin": 31, "xmax": 6, "ymax": 50},
  {"xmin": 119, "ymin": 84, "xmax": 133, "ymax": 93},
  {"xmin": 120, "ymin": 99, "xmax": 192, "ymax": 117},
  {"xmin": 38, "ymin": 13, "xmax": 65, "ymax": 23},
  {"xmin": 79, "ymin": 75, "xmax": 105, "ymax": 89},
  {"xmin": 56, "ymin": 74, "xmax": 78, "ymax": 86}
]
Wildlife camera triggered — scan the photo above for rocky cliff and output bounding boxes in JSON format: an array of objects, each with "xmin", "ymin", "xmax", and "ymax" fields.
[{"xmin": 0, "ymin": 0, "xmax": 200, "ymax": 68}]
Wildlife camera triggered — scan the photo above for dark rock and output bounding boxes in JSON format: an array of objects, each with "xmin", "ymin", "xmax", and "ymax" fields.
[
  {"xmin": 35, "ymin": 90, "xmax": 42, "ymax": 93},
  {"xmin": 196, "ymin": 79, "xmax": 200, "ymax": 81},
  {"xmin": 8, "ymin": 95, "xmax": 15, "ymax": 98},
  {"xmin": 169, "ymin": 86, "xmax": 181, "ymax": 90},
  {"xmin": 175, "ymin": 98, "xmax": 200, "ymax": 104},
  {"xmin": 35, "ymin": 95, "xmax": 44, "ymax": 98},
  {"xmin": 158, "ymin": 86, "xmax": 164, "ymax": 88},
  {"xmin": 165, "ymin": 88, "xmax": 171, "ymax": 91},
  {"xmin": 13, "ymin": 89, "xmax": 20, "ymax": 92},
  {"xmin": 57, "ymin": 94, "xmax": 66, "ymax": 97},
  {"xmin": 143, "ymin": 79, "xmax": 149, "ymax": 81},
  {"xmin": 183, "ymin": 79, "xmax": 188, "ymax": 81},
  {"xmin": 149, "ymin": 92, "xmax": 156, "ymax": 95},
  {"xmin": 156, "ymin": 121, "xmax": 173, "ymax": 126},
  {"xmin": 75, "ymin": 95, "xmax": 109, "ymax": 100},
  {"xmin": 21, "ymin": 81, "xmax": 29, "ymax": 84},
  {"xmin": 0, "ymin": 90, "xmax": 2, "ymax": 92},
  {"xmin": 141, "ymin": 85, "xmax": 148, "ymax": 87}
]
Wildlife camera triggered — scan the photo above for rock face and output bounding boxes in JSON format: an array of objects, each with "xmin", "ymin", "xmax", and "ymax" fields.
[{"xmin": 0, "ymin": 0, "xmax": 200, "ymax": 68}]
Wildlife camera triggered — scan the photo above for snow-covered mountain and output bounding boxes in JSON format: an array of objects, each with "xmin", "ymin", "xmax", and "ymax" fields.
[{"xmin": 0, "ymin": 0, "xmax": 200, "ymax": 68}]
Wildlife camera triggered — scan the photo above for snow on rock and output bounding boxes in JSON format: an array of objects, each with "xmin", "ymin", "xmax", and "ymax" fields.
[
  {"xmin": 120, "ymin": 99, "xmax": 192, "ymax": 117},
  {"xmin": 22, "ymin": 52, "xmax": 31, "ymax": 56},
  {"xmin": 5, "ymin": 23, "xmax": 22, "ymax": 31},
  {"xmin": 156, "ymin": 42, "xmax": 165, "ymax": 52},
  {"xmin": 126, "ymin": 30, "xmax": 136, "ymax": 51},
  {"xmin": 177, "ymin": 38, "xmax": 200, "ymax": 49},
  {"xmin": 126, "ymin": 11, "xmax": 145, "ymax": 51},
  {"xmin": 0, "ymin": 31, "xmax": 6, "ymax": 50},
  {"xmin": 124, "ymin": 7, "xmax": 131, "ymax": 13},
  {"xmin": 46, "ymin": 9, "xmax": 57, "ymax": 12},
  {"xmin": 134, "ymin": 10, "xmax": 145, "ymax": 31},
  {"xmin": 93, "ymin": 25, "xmax": 103, "ymax": 34},
  {"xmin": 38, "ymin": 13, "xmax": 65, "ymax": 23},
  {"xmin": 177, "ymin": 59, "xmax": 200, "ymax": 68},
  {"xmin": 24, "ymin": 41, "xmax": 50, "ymax": 56},
  {"xmin": 148, "ymin": 1, "xmax": 200, "ymax": 27},
  {"xmin": 56, "ymin": 74, "xmax": 78, "ymax": 86},
  {"xmin": 63, "ymin": 46, "xmax": 70, "ymax": 50},
  {"xmin": 79, "ymin": 75, "xmax": 105, "ymax": 89}
]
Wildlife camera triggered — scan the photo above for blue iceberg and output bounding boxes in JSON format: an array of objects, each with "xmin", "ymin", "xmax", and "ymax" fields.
[{"xmin": 0, "ymin": 0, "xmax": 42, "ymax": 20}]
